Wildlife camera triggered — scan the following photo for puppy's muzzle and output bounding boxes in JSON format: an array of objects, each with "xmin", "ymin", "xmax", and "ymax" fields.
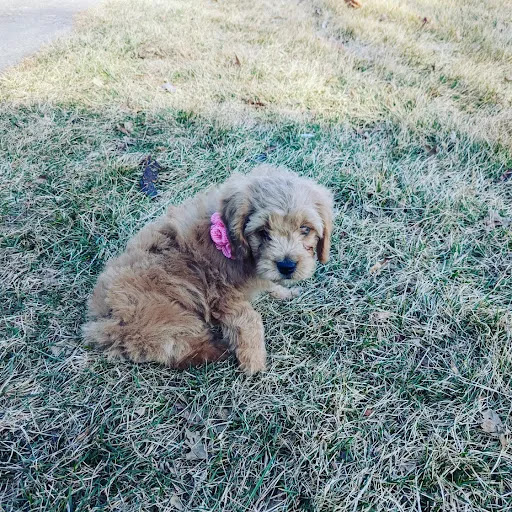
[{"xmin": 276, "ymin": 258, "xmax": 297, "ymax": 278}]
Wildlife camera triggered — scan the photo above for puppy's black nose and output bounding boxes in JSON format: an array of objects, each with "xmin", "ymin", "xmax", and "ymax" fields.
[{"xmin": 276, "ymin": 258, "xmax": 297, "ymax": 277}]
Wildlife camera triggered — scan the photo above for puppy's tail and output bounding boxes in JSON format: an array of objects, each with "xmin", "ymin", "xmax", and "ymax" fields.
[{"xmin": 82, "ymin": 318, "xmax": 128, "ymax": 361}]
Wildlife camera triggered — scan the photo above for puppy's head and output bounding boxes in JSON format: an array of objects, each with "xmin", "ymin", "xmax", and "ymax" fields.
[{"xmin": 221, "ymin": 165, "xmax": 333, "ymax": 283}]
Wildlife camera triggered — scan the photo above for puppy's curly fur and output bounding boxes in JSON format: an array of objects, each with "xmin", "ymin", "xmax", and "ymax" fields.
[{"xmin": 83, "ymin": 165, "xmax": 333, "ymax": 374}]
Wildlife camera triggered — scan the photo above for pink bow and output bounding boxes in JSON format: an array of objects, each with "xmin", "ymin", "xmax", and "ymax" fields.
[{"xmin": 210, "ymin": 212, "xmax": 233, "ymax": 259}]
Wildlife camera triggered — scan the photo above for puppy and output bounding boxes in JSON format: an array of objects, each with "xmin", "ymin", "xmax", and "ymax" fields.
[{"xmin": 83, "ymin": 165, "xmax": 333, "ymax": 374}]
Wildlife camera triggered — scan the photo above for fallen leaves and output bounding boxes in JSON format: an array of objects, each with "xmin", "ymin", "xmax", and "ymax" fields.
[
  {"xmin": 161, "ymin": 82, "xmax": 177, "ymax": 93},
  {"xmin": 481, "ymin": 409, "xmax": 508, "ymax": 448},
  {"xmin": 234, "ymin": 54, "xmax": 241, "ymax": 67},
  {"xmin": 184, "ymin": 430, "xmax": 207, "ymax": 460},
  {"xmin": 139, "ymin": 156, "xmax": 162, "ymax": 198},
  {"xmin": 369, "ymin": 257, "xmax": 392, "ymax": 275},
  {"xmin": 344, "ymin": 0, "xmax": 362, "ymax": 8},
  {"xmin": 116, "ymin": 121, "xmax": 134, "ymax": 136},
  {"xmin": 371, "ymin": 311, "xmax": 393, "ymax": 323},
  {"xmin": 424, "ymin": 144, "xmax": 438, "ymax": 157},
  {"xmin": 243, "ymin": 98, "xmax": 266, "ymax": 108},
  {"xmin": 498, "ymin": 168, "xmax": 512, "ymax": 182},
  {"xmin": 134, "ymin": 406, "xmax": 146, "ymax": 416},
  {"xmin": 170, "ymin": 494, "xmax": 184, "ymax": 511},
  {"xmin": 137, "ymin": 46, "xmax": 164, "ymax": 59},
  {"xmin": 485, "ymin": 210, "xmax": 511, "ymax": 230}
]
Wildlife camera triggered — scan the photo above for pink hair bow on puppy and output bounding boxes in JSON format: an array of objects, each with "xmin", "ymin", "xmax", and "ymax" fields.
[{"xmin": 210, "ymin": 212, "xmax": 233, "ymax": 259}]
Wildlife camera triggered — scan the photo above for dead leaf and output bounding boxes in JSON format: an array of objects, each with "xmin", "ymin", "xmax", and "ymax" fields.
[
  {"xmin": 116, "ymin": 121, "xmax": 134, "ymax": 136},
  {"xmin": 424, "ymin": 144, "xmax": 438, "ymax": 156},
  {"xmin": 369, "ymin": 257, "xmax": 391, "ymax": 275},
  {"xmin": 234, "ymin": 54, "xmax": 241, "ymax": 67},
  {"xmin": 75, "ymin": 428, "xmax": 90, "ymax": 443},
  {"xmin": 449, "ymin": 360, "xmax": 460, "ymax": 376},
  {"xmin": 137, "ymin": 46, "xmax": 164, "ymax": 59},
  {"xmin": 139, "ymin": 156, "xmax": 162, "ymax": 198},
  {"xmin": 371, "ymin": 311, "xmax": 392, "ymax": 322},
  {"xmin": 420, "ymin": 16, "xmax": 429, "ymax": 27},
  {"xmin": 181, "ymin": 409, "xmax": 204, "ymax": 425},
  {"xmin": 243, "ymin": 98, "xmax": 266, "ymax": 107},
  {"xmin": 217, "ymin": 407, "xmax": 231, "ymax": 420},
  {"xmin": 344, "ymin": 0, "xmax": 362, "ymax": 8},
  {"xmin": 486, "ymin": 210, "xmax": 511, "ymax": 230},
  {"xmin": 481, "ymin": 409, "xmax": 508, "ymax": 448},
  {"xmin": 498, "ymin": 169, "xmax": 512, "ymax": 182},
  {"xmin": 92, "ymin": 77, "xmax": 104, "ymax": 88},
  {"xmin": 161, "ymin": 82, "xmax": 177, "ymax": 93},
  {"xmin": 363, "ymin": 408, "xmax": 373, "ymax": 417},
  {"xmin": 184, "ymin": 430, "xmax": 207, "ymax": 460},
  {"xmin": 50, "ymin": 342, "xmax": 67, "ymax": 356},
  {"xmin": 169, "ymin": 494, "xmax": 184, "ymax": 511}
]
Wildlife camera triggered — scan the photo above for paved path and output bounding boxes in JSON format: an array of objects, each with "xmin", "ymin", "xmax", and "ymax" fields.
[{"xmin": 0, "ymin": 0, "xmax": 101, "ymax": 72}]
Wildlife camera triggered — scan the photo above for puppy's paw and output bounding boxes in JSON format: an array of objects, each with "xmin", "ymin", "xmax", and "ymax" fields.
[
  {"xmin": 270, "ymin": 285, "xmax": 303, "ymax": 300},
  {"xmin": 238, "ymin": 344, "xmax": 267, "ymax": 375}
]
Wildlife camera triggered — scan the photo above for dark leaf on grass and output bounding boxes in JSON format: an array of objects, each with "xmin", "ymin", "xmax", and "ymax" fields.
[
  {"xmin": 421, "ymin": 17, "xmax": 429, "ymax": 27},
  {"xmin": 498, "ymin": 169, "xmax": 512, "ymax": 182},
  {"xmin": 253, "ymin": 153, "xmax": 268, "ymax": 162},
  {"xmin": 140, "ymin": 156, "xmax": 162, "ymax": 198},
  {"xmin": 344, "ymin": 0, "xmax": 362, "ymax": 8},
  {"xmin": 243, "ymin": 98, "xmax": 266, "ymax": 107},
  {"xmin": 234, "ymin": 54, "xmax": 241, "ymax": 67},
  {"xmin": 424, "ymin": 144, "xmax": 438, "ymax": 156}
]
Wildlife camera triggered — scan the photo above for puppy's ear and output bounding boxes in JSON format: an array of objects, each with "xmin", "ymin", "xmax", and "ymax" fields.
[
  {"xmin": 221, "ymin": 180, "xmax": 253, "ymax": 259},
  {"xmin": 314, "ymin": 186, "xmax": 334, "ymax": 264}
]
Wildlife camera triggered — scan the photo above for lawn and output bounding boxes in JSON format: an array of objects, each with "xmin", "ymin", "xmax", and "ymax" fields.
[{"xmin": 1, "ymin": 0, "xmax": 511, "ymax": 510}]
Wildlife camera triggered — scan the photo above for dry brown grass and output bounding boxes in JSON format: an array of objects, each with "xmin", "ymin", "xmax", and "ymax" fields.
[{"xmin": 1, "ymin": 0, "xmax": 512, "ymax": 510}]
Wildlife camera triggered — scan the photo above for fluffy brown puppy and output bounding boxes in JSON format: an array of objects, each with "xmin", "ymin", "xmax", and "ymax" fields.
[{"xmin": 83, "ymin": 165, "xmax": 333, "ymax": 374}]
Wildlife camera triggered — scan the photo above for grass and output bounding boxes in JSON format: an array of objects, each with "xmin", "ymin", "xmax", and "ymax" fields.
[{"xmin": 1, "ymin": 0, "xmax": 512, "ymax": 510}]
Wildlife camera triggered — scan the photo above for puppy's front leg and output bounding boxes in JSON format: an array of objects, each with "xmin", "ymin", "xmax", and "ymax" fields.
[
  {"xmin": 269, "ymin": 283, "xmax": 302, "ymax": 300},
  {"xmin": 220, "ymin": 302, "xmax": 266, "ymax": 375}
]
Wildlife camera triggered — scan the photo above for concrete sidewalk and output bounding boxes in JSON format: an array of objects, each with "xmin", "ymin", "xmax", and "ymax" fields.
[{"xmin": 0, "ymin": 0, "xmax": 101, "ymax": 72}]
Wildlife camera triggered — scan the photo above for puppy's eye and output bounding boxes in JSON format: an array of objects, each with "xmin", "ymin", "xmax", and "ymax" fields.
[
  {"xmin": 260, "ymin": 229, "xmax": 271, "ymax": 241},
  {"xmin": 300, "ymin": 225, "xmax": 311, "ymax": 236}
]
